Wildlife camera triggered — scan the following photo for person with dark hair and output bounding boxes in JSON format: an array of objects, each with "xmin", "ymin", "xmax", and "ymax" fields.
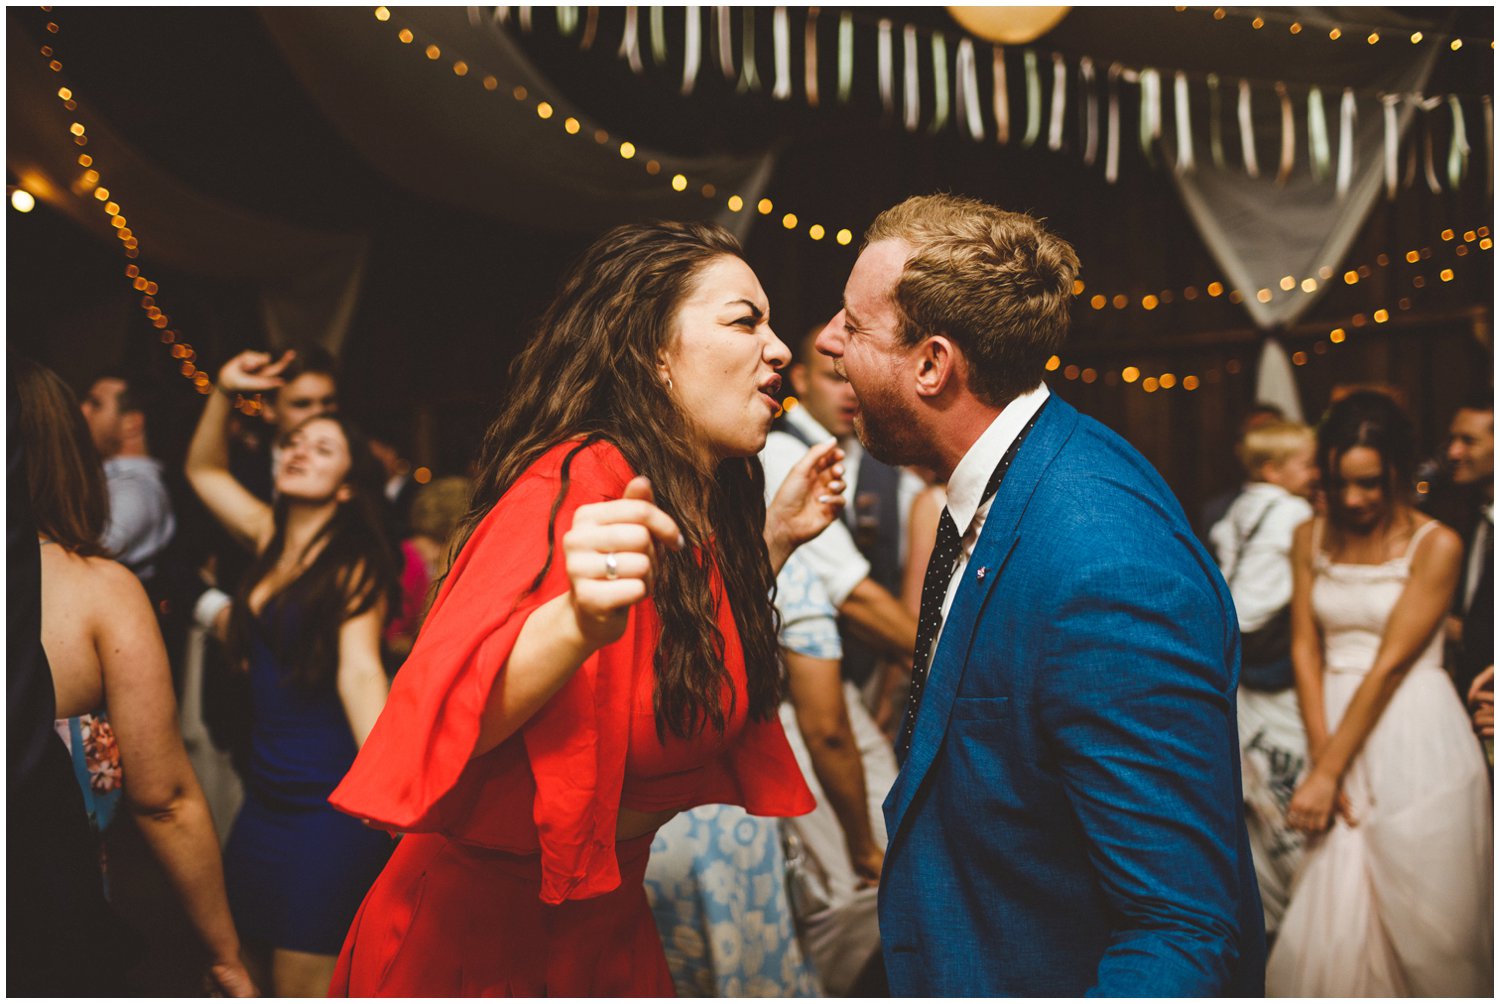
[
  {"xmin": 1439, "ymin": 394, "xmax": 1494, "ymax": 711},
  {"xmin": 79, "ymin": 369, "xmax": 176, "ymax": 585},
  {"xmin": 326, "ymin": 220, "xmax": 844, "ymax": 996},
  {"xmin": 186, "ymin": 349, "xmax": 399, "ymax": 997},
  {"xmin": 815, "ymin": 194, "xmax": 1264, "ymax": 996},
  {"xmin": 1267, "ymin": 391, "xmax": 1491, "ymax": 996},
  {"xmin": 13, "ymin": 358, "xmax": 255, "ymax": 996}
]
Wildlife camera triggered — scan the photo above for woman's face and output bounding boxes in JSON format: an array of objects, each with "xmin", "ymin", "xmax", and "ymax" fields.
[
  {"xmin": 659, "ymin": 256, "xmax": 791, "ymax": 464},
  {"xmin": 1334, "ymin": 445, "xmax": 1389, "ymax": 529},
  {"xmin": 276, "ymin": 417, "xmax": 353, "ymax": 504}
]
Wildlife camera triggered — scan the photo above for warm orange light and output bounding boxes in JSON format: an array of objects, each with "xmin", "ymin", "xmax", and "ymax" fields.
[
  {"xmin": 1344, "ymin": 270, "xmax": 1359, "ymax": 284},
  {"xmin": 835, "ymin": 229, "xmax": 853, "ymax": 246},
  {"xmin": 1440, "ymin": 268, "xmax": 1455, "ymax": 281},
  {"xmin": 1207, "ymin": 282, "xmax": 1224, "ymax": 297},
  {"xmin": 808, "ymin": 224, "xmax": 825, "ymax": 240},
  {"xmin": 413, "ymin": 466, "xmax": 433, "ymax": 485},
  {"xmin": 672, "ymin": 174, "xmax": 689, "ymax": 192},
  {"xmin": 397, "ymin": 28, "xmax": 413, "ymax": 43},
  {"xmin": 1081, "ymin": 368, "xmax": 1098, "ymax": 384},
  {"xmin": 564, "ymin": 117, "xmax": 580, "ymax": 134},
  {"xmin": 1159, "ymin": 373, "xmax": 1177, "ymax": 389},
  {"xmin": 535, "ymin": 101, "xmax": 553, "ymax": 119},
  {"xmin": 1279, "ymin": 275, "xmax": 1296, "ymax": 291},
  {"xmin": 1301, "ymin": 278, "xmax": 1317, "ymax": 293},
  {"xmin": 644, "ymin": 160, "xmax": 661, "ymax": 175},
  {"xmin": 1072, "ymin": 279, "xmax": 1085, "ymax": 295},
  {"xmin": 1090, "ymin": 294, "xmax": 1106, "ymax": 310},
  {"xmin": 1182, "ymin": 375, "xmax": 1200, "ymax": 391},
  {"xmin": 1141, "ymin": 294, "xmax": 1159, "ymax": 310},
  {"xmin": 483, "ymin": 76, "xmax": 498, "ymax": 90},
  {"xmin": 1142, "ymin": 377, "xmax": 1160, "ymax": 393},
  {"xmin": 453, "ymin": 61, "xmax": 469, "ymax": 76},
  {"xmin": 727, "ymin": 195, "xmax": 744, "ymax": 212},
  {"xmin": 619, "ymin": 141, "xmax": 637, "ymax": 159},
  {"xmin": 1291, "ymin": 351, "xmax": 1308, "ymax": 365},
  {"xmin": 1373, "ymin": 309, "xmax": 1389, "ymax": 322},
  {"xmin": 757, "ymin": 198, "xmax": 773, "ymax": 215},
  {"xmin": 374, "ymin": 7, "xmax": 390, "ymax": 22},
  {"xmin": 425, "ymin": 44, "xmax": 441, "ymax": 60},
  {"xmin": 1256, "ymin": 289, "xmax": 1273, "ymax": 303},
  {"xmin": 1329, "ymin": 27, "xmax": 1341, "ymax": 40},
  {"xmin": 1330, "ymin": 328, "xmax": 1346, "ymax": 343},
  {"xmin": 1045, "ymin": 355, "xmax": 1062, "ymax": 372},
  {"xmin": 781, "ymin": 213, "xmax": 799, "ymax": 229},
  {"xmin": 1121, "ymin": 366, "xmax": 1140, "ymax": 383},
  {"xmin": 1111, "ymin": 294, "xmax": 1128, "ymax": 309}
]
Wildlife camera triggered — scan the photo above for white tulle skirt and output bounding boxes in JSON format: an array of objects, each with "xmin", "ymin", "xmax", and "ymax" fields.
[{"xmin": 1266, "ymin": 665, "xmax": 1493, "ymax": 996}]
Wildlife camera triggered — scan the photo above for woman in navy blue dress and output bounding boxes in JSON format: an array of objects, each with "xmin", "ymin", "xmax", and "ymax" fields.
[{"xmin": 187, "ymin": 349, "xmax": 400, "ymax": 996}]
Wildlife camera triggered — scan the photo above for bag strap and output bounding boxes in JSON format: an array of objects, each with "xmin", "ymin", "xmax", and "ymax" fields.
[{"xmin": 1227, "ymin": 495, "xmax": 1279, "ymax": 588}]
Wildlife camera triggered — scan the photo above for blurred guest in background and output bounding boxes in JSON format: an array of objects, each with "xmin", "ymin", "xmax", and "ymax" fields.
[
  {"xmin": 187, "ymin": 349, "xmax": 399, "ymax": 996},
  {"xmin": 16, "ymin": 357, "xmax": 255, "ymax": 996},
  {"xmin": 80, "ymin": 369, "xmax": 176, "ymax": 588},
  {"xmin": 1269, "ymin": 391, "xmax": 1491, "ymax": 996},
  {"xmin": 8, "ymin": 362, "xmax": 129, "ymax": 996},
  {"xmin": 1439, "ymin": 395, "xmax": 1494, "ymax": 703},
  {"xmin": 1208, "ymin": 419, "xmax": 1318, "ymax": 938},
  {"xmin": 763, "ymin": 328, "xmax": 920, "ymax": 726},
  {"xmin": 1196, "ymin": 402, "xmax": 1286, "ymax": 543},
  {"xmin": 385, "ymin": 475, "xmax": 470, "ymax": 664}
]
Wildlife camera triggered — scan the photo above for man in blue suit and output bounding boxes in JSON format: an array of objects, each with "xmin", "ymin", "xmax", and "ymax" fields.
[{"xmin": 814, "ymin": 195, "xmax": 1265, "ymax": 996}]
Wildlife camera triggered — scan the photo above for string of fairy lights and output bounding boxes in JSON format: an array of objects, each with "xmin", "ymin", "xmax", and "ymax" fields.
[
  {"xmin": 1180, "ymin": 6, "xmax": 1494, "ymax": 51},
  {"xmin": 30, "ymin": 9, "xmax": 263, "ymax": 415},
  {"xmin": 373, "ymin": 8, "xmax": 1491, "ymax": 395},
  {"xmin": 1051, "ymin": 231, "xmax": 1493, "ymax": 396},
  {"xmin": 17, "ymin": 7, "xmax": 1489, "ymax": 404}
]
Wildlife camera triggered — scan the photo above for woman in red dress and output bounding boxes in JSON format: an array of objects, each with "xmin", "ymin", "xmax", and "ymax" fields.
[{"xmin": 327, "ymin": 221, "xmax": 845, "ymax": 995}]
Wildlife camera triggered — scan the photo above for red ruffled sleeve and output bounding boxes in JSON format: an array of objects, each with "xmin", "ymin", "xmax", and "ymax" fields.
[{"xmin": 329, "ymin": 440, "xmax": 638, "ymax": 902}]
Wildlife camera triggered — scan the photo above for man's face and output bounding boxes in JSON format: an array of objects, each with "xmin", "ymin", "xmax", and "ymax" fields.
[
  {"xmin": 1447, "ymin": 408, "xmax": 1494, "ymax": 487},
  {"xmin": 81, "ymin": 377, "xmax": 127, "ymax": 456},
  {"xmin": 270, "ymin": 372, "xmax": 338, "ymax": 438},
  {"xmin": 789, "ymin": 343, "xmax": 859, "ymax": 439},
  {"xmin": 814, "ymin": 240, "xmax": 929, "ymax": 468}
]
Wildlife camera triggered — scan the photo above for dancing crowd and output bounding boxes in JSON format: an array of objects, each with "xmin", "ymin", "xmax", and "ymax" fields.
[{"xmin": 10, "ymin": 194, "xmax": 1493, "ymax": 997}]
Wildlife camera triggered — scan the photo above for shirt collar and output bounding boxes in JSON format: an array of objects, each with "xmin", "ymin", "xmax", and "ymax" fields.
[
  {"xmin": 783, "ymin": 401, "xmax": 833, "ymax": 444},
  {"xmin": 945, "ymin": 383, "xmax": 1050, "ymax": 538}
]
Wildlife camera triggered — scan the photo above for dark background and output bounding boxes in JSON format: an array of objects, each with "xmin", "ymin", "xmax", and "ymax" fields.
[{"xmin": 8, "ymin": 7, "xmax": 1493, "ymax": 518}]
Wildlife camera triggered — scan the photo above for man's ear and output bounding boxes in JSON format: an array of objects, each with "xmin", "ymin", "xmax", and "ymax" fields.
[
  {"xmin": 787, "ymin": 361, "xmax": 809, "ymax": 398},
  {"xmin": 914, "ymin": 335, "xmax": 957, "ymax": 399}
]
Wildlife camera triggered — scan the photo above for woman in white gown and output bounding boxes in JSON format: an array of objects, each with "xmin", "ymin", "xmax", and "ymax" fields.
[{"xmin": 1267, "ymin": 391, "xmax": 1492, "ymax": 997}]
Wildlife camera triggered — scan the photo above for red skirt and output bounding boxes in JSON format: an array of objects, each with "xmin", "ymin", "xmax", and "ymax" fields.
[{"xmin": 330, "ymin": 831, "xmax": 672, "ymax": 996}]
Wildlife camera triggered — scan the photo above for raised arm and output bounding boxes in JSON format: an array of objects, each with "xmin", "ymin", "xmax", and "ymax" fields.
[
  {"xmin": 185, "ymin": 351, "xmax": 288, "ymax": 551},
  {"xmin": 473, "ymin": 476, "xmax": 684, "ymax": 754},
  {"xmin": 1288, "ymin": 520, "xmax": 1328, "ymax": 756},
  {"xmin": 93, "ymin": 562, "xmax": 255, "ymax": 996},
  {"xmin": 1287, "ymin": 521, "xmax": 1463, "ymax": 832},
  {"xmin": 336, "ymin": 596, "xmax": 391, "ymax": 749}
]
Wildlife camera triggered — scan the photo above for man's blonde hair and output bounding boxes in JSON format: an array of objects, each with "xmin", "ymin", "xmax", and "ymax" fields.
[
  {"xmin": 1237, "ymin": 420, "xmax": 1314, "ymax": 479},
  {"xmin": 864, "ymin": 194, "xmax": 1080, "ymax": 406}
]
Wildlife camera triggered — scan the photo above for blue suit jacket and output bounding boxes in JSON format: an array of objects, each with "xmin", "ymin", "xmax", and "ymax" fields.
[{"xmin": 879, "ymin": 395, "xmax": 1266, "ymax": 996}]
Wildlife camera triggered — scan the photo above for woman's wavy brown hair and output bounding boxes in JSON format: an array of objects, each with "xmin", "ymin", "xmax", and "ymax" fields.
[
  {"xmin": 452, "ymin": 220, "xmax": 782, "ymax": 740},
  {"xmin": 13, "ymin": 356, "xmax": 110, "ymax": 556}
]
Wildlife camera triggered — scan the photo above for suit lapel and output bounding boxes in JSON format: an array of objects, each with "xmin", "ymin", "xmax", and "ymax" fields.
[{"xmin": 884, "ymin": 396, "xmax": 1081, "ymax": 842}]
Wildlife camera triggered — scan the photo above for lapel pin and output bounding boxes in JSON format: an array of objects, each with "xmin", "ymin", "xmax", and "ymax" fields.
[{"xmin": 976, "ymin": 566, "xmax": 988, "ymax": 580}]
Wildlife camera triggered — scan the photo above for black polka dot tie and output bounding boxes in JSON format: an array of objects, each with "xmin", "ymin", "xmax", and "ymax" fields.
[{"xmin": 895, "ymin": 404, "xmax": 1045, "ymax": 765}]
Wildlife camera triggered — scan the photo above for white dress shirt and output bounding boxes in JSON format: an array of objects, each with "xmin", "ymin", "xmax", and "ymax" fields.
[{"xmin": 925, "ymin": 383, "xmax": 1051, "ymax": 666}]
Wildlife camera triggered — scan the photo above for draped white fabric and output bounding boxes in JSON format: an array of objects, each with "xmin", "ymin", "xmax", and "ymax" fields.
[{"xmin": 1169, "ymin": 11, "xmax": 1440, "ymax": 331}]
